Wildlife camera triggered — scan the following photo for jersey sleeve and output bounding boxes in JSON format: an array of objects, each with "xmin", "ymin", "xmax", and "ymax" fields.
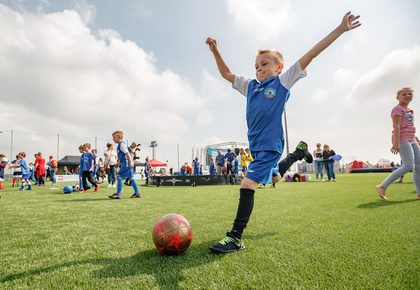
[
  {"xmin": 120, "ymin": 142, "xmax": 129, "ymax": 154},
  {"xmin": 279, "ymin": 61, "xmax": 307, "ymax": 90},
  {"xmin": 232, "ymin": 75, "xmax": 251, "ymax": 97}
]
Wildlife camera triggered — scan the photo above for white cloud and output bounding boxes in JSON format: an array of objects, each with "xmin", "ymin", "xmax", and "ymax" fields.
[
  {"xmin": 72, "ymin": 0, "xmax": 96, "ymax": 24},
  {"xmin": 346, "ymin": 45, "xmax": 420, "ymax": 104},
  {"xmin": 226, "ymin": 0, "xmax": 294, "ymax": 42},
  {"xmin": 0, "ymin": 4, "xmax": 205, "ymax": 162}
]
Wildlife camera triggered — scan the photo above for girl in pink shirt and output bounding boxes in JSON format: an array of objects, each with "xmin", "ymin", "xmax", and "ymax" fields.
[{"xmin": 376, "ymin": 87, "xmax": 420, "ymax": 200}]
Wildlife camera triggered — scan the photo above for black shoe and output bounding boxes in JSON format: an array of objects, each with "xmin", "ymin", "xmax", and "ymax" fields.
[
  {"xmin": 124, "ymin": 179, "xmax": 131, "ymax": 186},
  {"xmin": 209, "ymin": 232, "xmax": 245, "ymax": 253},
  {"xmin": 296, "ymin": 141, "xmax": 313, "ymax": 163}
]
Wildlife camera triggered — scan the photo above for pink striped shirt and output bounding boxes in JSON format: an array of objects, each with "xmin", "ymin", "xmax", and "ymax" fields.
[{"xmin": 391, "ymin": 105, "xmax": 416, "ymax": 142}]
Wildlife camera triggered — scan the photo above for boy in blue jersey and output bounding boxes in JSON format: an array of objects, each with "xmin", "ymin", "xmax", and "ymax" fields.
[
  {"xmin": 193, "ymin": 157, "xmax": 200, "ymax": 175},
  {"xmin": 108, "ymin": 130, "xmax": 141, "ymax": 199},
  {"xmin": 81, "ymin": 143, "xmax": 99, "ymax": 193},
  {"xmin": 9, "ymin": 152, "xmax": 32, "ymax": 191},
  {"xmin": 206, "ymin": 12, "xmax": 361, "ymax": 253}
]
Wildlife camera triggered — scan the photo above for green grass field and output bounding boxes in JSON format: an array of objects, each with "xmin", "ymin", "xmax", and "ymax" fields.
[{"xmin": 0, "ymin": 173, "xmax": 419, "ymax": 289}]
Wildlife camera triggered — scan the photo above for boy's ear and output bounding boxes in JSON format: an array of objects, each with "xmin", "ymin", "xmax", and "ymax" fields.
[{"xmin": 277, "ymin": 63, "xmax": 284, "ymax": 73}]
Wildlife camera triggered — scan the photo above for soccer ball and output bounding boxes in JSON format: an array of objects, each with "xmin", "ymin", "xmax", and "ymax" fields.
[
  {"xmin": 152, "ymin": 213, "xmax": 193, "ymax": 255},
  {"xmin": 63, "ymin": 185, "xmax": 73, "ymax": 194}
]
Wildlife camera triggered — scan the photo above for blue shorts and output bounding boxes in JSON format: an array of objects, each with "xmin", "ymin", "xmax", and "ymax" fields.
[
  {"xmin": 117, "ymin": 166, "xmax": 134, "ymax": 179},
  {"xmin": 22, "ymin": 174, "xmax": 30, "ymax": 179},
  {"xmin": 246, "ymin": 151, "xmax": 281, "ymax": 184}
]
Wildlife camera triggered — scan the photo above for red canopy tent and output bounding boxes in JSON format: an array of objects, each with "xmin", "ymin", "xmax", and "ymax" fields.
[{"xmin": 148, "ymin": 159, "xmax": 167, "ymax": 167}]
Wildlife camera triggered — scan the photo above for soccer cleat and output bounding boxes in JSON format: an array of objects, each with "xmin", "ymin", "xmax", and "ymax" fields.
[
  {"xmin": 18, "ymin": 186, "xmax": 25, "ymax": 191},
  {"xmin": 27, "ymin": 186, "xmax": 32, "ymax": 190},
  {"xmin": 108, "ymin": 193, "xmax": 121, "ymax": 200},
  {"xmin": 295, "ymin": 141, "xmax": 313, "ymax": 163},
  {"xmin": 94, "ymin": 186, "xmax": 99, "ymax": 192},
  {"xmin": 130, "ymin": 193, "xmax": 141, "ymax": 198},
  {"xmin": 209, "ymin": 232, "xmax": 245, "ymax": 254}
]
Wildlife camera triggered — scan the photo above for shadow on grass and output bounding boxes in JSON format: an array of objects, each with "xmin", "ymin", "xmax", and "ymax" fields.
[
  {"xmin": 0, "ymin": 233, "xmax": 273, "ymax": 289},
  {"xmin": 357, "ymin": 199, "xmax": 418, "ymax": 209},
  {"xmin": 56, "ymin": 198, "xmax": 114, "ymax": 202}
]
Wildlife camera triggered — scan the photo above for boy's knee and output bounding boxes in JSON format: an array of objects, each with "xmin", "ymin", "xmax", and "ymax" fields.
[{"xmin": 241, "ymin": 177, "xmax": 258, "ymax": 190}]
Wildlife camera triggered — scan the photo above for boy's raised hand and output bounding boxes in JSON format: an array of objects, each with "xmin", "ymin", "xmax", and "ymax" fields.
[
  {"xmin": 206, "ymin": 37, "xmax": 218, "ymax": 53},
  {"xmin": 339, "ymin": 11, "xmax": 361, "ymax": 32}
]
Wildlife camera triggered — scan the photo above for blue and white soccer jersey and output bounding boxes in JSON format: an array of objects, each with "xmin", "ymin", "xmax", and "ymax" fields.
[
  {"xmin": 233, "ymin": 61, "xmax": 306, "ymax": 183},
  {"xmin": 117, "ymin": 141, "xmax": 134, "ymax": 179},
  {"xmin": 19, "ymin": 159, "xmax": 30, "ymax": 179}
]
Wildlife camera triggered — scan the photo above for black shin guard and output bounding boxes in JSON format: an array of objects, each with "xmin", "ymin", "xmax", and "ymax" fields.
[{"xmin": 231, "ymin": 188, "xmax": 255, "ymax": 238}]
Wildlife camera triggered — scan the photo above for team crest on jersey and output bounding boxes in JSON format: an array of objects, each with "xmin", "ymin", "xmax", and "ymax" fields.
[{"xmin": 264, "ymin": 87, "xmax": 276, "ymax": 99}]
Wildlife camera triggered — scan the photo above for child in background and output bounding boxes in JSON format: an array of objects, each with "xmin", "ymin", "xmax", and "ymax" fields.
[
  {"xmin": 81, "ymin": 143, "xmax": 99, "ymax": 193},
  {"xmin": 0, "ymin": 154, "xmax": 7, "ymax": 190},
  {"xmin": 11, "ymin": 155, "xmax": 22, "ymax": 187},
  {"xmin": 193, "ymin": 157, "xmax": 200, "ymax": 176},
  {"xmin": 78, "ymin": 145, "xmax": 84, "ymax": 191},
  {"xmin": 376, "ymin": 88, "xmax": 420, "ymax": 200},
  {"xmin": 108, "ymin": 130, "xmax": 141, "ymax": 199},
  {"xmin": 206, "ymin": 11, "xmax": 361, "ymax": 253},
  {"xmin": 28, "ymin": 162, "xmax": 35, "ymax": 183},
  {"xmin": 9, "ymin": 152, "xmax": 32, "ymax": 191},
  {"xmin": 91, "ymin": 149, "xmax": 99, "ymax": 184}
]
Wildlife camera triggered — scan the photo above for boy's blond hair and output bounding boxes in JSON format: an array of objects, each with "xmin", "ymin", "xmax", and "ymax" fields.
[
  {"xmin": 397, "ymin": 87, "xmax": 413, "ymax": 97},
  {"xmin": 112, "ymin": 130, "xmax": 124, "ymax": 139},
  {"xmin": 257, "ymin": 50, "xmax": 284, "ymax": 65}
]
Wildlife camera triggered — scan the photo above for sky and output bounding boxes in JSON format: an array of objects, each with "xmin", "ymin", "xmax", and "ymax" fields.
[{"xmin": 0, "ymin": 0, "xmax": 419, "ymax": 169}]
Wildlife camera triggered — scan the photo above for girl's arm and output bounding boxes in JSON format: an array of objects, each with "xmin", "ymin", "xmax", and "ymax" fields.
[{"xmin": 391, "ymin": 115, "xmax": 401, "ymax": 154}]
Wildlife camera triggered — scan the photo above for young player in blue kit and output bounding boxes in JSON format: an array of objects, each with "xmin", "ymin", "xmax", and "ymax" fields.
[
  {"xmin": 108, "ymin": 130, "xmax": 141, "ymax": 199},
  {"xmin": 206, "ymin": 11, "xmax": 361, "ymax": 253},
  {"xmin": 9, "ymin": 152, "xmax": 32, "ymax": 191}
]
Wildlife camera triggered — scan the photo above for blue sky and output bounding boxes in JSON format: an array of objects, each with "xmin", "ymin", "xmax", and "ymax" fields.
[{"xmin": 0, "ymin": 0, "xmax": 419, "ymax": 168}]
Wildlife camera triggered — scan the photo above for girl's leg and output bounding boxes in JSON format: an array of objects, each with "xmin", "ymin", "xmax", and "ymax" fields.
[
  {"xmin": 377, "ymin": 142, "xmax": 415, "ymax": 199},
  {"xmin": 411, "ymin": 142, "xmax": 420, "ymax": 197}
]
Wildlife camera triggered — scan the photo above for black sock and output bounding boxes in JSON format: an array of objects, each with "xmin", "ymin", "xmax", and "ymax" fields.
[{"xmin": 231, "ymin": 188, "xmax": 255, "ymax": 239}]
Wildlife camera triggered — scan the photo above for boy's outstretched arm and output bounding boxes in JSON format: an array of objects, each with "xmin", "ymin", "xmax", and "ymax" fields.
[
  {"xmin": 206, "ymin": 37, "xmax": 235, "ymax": 84},
  {"xmin": 299, "ymin": 11, "xmax": 361, "ymax": 71}
]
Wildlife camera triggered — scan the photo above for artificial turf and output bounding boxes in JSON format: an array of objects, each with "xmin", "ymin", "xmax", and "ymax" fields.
[{"xmin": 0, "ymin": 173, "xmax": 419, "ymax": 289}]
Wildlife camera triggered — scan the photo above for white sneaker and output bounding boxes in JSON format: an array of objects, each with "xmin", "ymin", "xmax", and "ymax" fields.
[
  {"xmin": 321, "ymin": 179, "xmax": 325, "ymax": 182},
  {"xmin": 112, "ymin": 184, "xmax": 116, "ymax": 188},
  {"xmin": 107, "ymin": 184, "xmax": 112, "ymax": 188}
]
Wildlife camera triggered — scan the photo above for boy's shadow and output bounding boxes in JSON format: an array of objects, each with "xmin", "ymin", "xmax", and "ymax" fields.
[{"xmin": 1, "ymin": 232, "xmax": 277, "ymax": 289}]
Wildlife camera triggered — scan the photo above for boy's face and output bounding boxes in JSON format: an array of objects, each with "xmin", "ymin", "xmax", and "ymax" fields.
[
  {"xmin": 112, "ymin": 134, "xmax": 122, "ymax": 143},
  {"xmin": 397, "ymin": 90, "xmax": 413, "ymax": 105},
  {"xmin": 255, "ymin": 53, "xmax": 283, "ymax": 82}
]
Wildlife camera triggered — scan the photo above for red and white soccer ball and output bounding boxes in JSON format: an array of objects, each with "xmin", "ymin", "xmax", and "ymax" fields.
[{"xmin": 152, "ymin": 213, "xmax": 193, "ymax": 255}]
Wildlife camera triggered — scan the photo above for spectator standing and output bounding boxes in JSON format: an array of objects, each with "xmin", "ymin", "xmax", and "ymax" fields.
[
  {"xmin": 313, "ymin": 143, "xmax": 324, "ymax": 181},
  {"xmin": 215, "ymin": 150, "xmax": 225, "ymax": 175},
  {"xmin": 35, "ymin": 152, "xmax": 46, "ymax": 186},
  {"xmin": 322, "ymin": 144, "xmax": 336, "ymax": 182}
]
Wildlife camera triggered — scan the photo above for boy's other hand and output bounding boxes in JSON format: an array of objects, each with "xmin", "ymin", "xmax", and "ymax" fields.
[
  {"xmin": 339, "ymin": 11, "xmax": 361, "ymax": 32},
  {"xmin": 206, "ymin": 37, "xmax": 218, "ymax": 52}
]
